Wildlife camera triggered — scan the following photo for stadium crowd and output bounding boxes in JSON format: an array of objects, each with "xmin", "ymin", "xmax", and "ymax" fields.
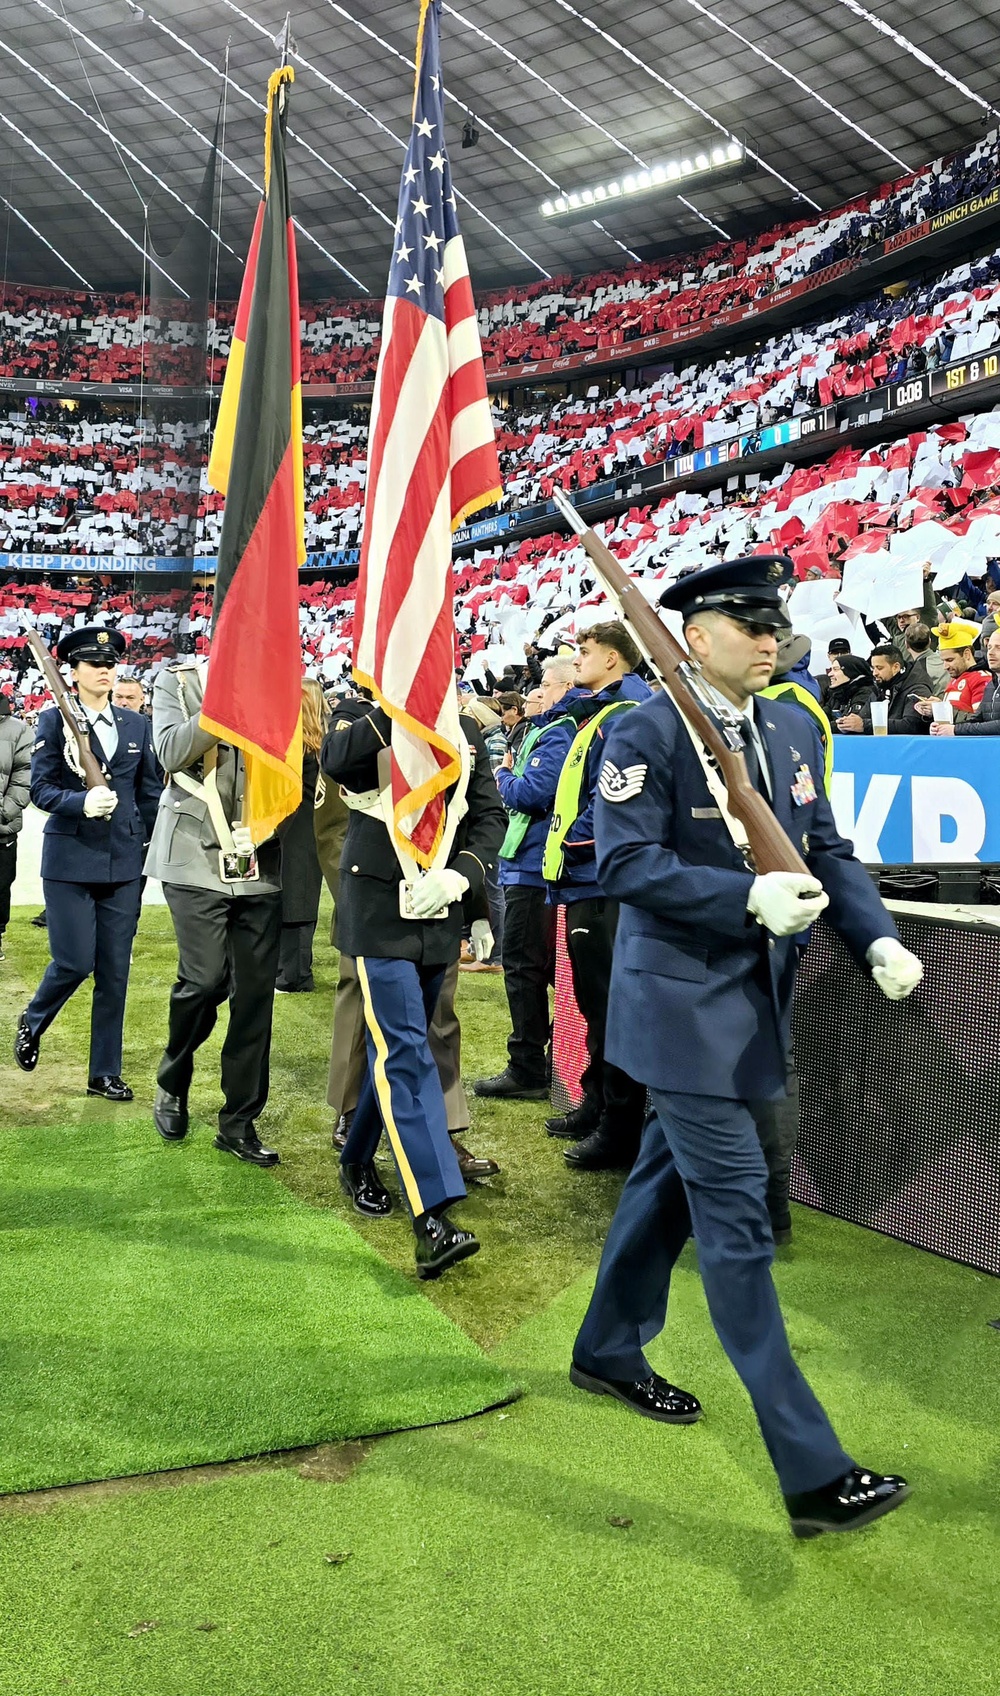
[
  {"xmin": 1, "ymin": 126, "xmax": 997, "ymax": 389},
  {"xmin": 5, "ymin": 238, "xmax": 1000, "ymax": 565},
  {"xmin": 4, "ymin": 388, "xmax": 1000, "ymax": 729},
  {"xmin": 1, "ymin": 123, "xmax": 1000, "ymax": 736}
]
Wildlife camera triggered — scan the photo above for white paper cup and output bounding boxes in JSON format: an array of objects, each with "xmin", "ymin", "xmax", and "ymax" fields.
[
  {"xmin": 871, "ymin": 700, "xmax": 889, "ymax": 735},
  {"xmin": 932, "ymin": 700, "xmax": 954, "ymax": 724}
]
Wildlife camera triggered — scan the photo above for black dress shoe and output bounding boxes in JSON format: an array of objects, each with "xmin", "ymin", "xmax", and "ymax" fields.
[
  {"xmin": 30, "ymin": 910, "xmax": 47, "ymax": 929},
  {"xmin": 340, "ymin": 1161, "xmax": 393, "ymax": 1217},
  {"xmin": 14, "ymin": 1012, "xmax": 39, "ymax": 1072},
  {"xmin": 545, "ymin": 1101, "xmax": 600, "ymax": 1139},
  {"xmin": 451, "ymin": 1134, "xmax": 500, "ymax": 1178},
  {"xmin": 213, "ymin": 1128, "xmax": 280, "ymax": 1166},
  {"xmin": 564, "ymin": 1127, "xmax": 637, "ymax": 1170},
  {"xmin": 153, "ymin": 1086, "xmax": 189, "ymax": 1140},
  {"xmin": 331, "ymin": 1109, "xmax": 353, "ymax": 1151},
  {"xmin": 473, "ymin": 1067, "xmax": 547, "ymax": 1101},
  {"xmin": 414, "ymin": 1212, "xmax": 480, "ymax": 1279},
  {"xmin": 785, "ymin": 1467, "xmax": 911, "ymax": 1538},
  {"xmin": 87, "ymin": 1075, "xmax": 134, "ymax": 1103},
  {"xmin": 569, "ymin": 1363, "xmax": 703, "ymax": 1424}
]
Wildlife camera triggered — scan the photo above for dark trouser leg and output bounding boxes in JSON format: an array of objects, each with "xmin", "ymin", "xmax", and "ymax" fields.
[
  {"xmin": 339, "ymin": 1065, "xmax": 382, "ymax": 1165},
  {"xmin": 750, "ymin": 1048, "xmax": 799, "ymax": 1233},
  {"xmin": 573, "ymin": 1109, "xmax": 691, "ymax": 1377},
  {"xmin": 565, "ymin": 896, "xmax": 645, "ymax": 1143},
  {"xmin": 88, "ymin": 879, "xmax": 141, "ymax": 1077},
  {"xmin": 327, "ymin": 952, "xmax": 368, "ymax": 1116},
  {"xmin": 486, "ymin": 872, "xmax": 504, "ymax": 962},
  {"xmin": 218, "ymin": 892, "xmax": 282, "ymax": 1138},
  {"xmin": 277, "ymin": 920, "xmax": 316, "ymax": 991},
  {"xmin": 355, "ymin": 955, "xmax": 464, "ymax": 1220},
  {"xmin": 158, "ymin": 884, "xmax": 231, "ymax": 1102},
  {"xmin": 0, "ymin": 839, "xmax": 16, "ymax": 933},
  {"xmin": 428, "ymin": 957, "xmax": 469, "ymax": 1131},
  {"xmin": 25, "ymin": 879, "xmax": 98, "ymax": 1040},
  {"xmin": 651, "ymin": 1088, "xmax": 853, "ymax": 1497},
  {"xmin": 501, "ymin": 884, "xmax": 556, "ymax": 1085}
]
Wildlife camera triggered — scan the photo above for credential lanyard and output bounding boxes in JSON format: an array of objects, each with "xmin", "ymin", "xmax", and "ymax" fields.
[
  {"xmin": 672, "ymin": 700, "xmax": 753, "ymax": 863},
  {"xmin": 172, "ymin": 748, "xmax": 237, "ymax": 854}
]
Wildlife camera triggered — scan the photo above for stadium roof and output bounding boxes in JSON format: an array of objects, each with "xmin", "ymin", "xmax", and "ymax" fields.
[{"xmin": 2, "ymin": 0, "xmax": 999, "ymax": 301}]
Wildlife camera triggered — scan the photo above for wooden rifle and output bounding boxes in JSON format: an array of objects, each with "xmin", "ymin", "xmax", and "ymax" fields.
[
  {"xmin": 550, "ymin": 488, "xmax": 808, "ymax": 876},
  {"xmin": 22, "ymin": 630, "xmax": 107, "ymax": 790}
]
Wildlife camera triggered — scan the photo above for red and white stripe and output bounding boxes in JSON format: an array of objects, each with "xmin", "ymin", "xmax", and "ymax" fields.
[{"xmin": 353, "ymin": 232, "xmax": 500, "ymax": 866}]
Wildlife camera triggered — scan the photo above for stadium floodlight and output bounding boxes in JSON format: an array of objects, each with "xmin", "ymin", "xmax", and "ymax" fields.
[{"xmin": 539, "ymin": 140, "xmax": 745, "ymax": 217}]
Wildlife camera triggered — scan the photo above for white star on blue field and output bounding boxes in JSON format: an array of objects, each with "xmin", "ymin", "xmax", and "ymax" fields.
[{"xmin": 387, "ymin": 18, "xmax": 459, "ymax": 322}]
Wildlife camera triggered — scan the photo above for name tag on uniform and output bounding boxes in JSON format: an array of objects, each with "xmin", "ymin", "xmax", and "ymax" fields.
[
  {"xmin": 691, "ymin": 806, "xmax": 722, "ymax": 819},
  {"xmin": 791, "ymin": 764, "xmax": 817, "ymax": 806},
  {"xmin": 127, "ymin": 743, "xmax": 140, "ymax": 753}
]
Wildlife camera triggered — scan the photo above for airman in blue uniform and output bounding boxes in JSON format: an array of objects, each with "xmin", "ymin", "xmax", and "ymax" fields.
[
  {"xmin": 570, "ymin": 555, "xmax": 925, "ymax": 1537},
  {"xmin": 14, "ymin": 627, "xmax": 161, "ymax": 1099}
]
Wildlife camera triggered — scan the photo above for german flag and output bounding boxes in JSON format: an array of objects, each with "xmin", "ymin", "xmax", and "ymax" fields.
[{"xmin": 201, "ymin": 66, "xmax": 304, "ymax": 844}]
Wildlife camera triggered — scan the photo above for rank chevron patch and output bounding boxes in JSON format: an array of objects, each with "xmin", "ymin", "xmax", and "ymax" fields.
[{"xmin": 598, "ymin": 759, "xmax": 648, "ymax": 803}]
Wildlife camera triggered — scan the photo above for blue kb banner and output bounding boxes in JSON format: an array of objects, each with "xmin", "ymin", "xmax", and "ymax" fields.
[{"xmin": 830, "ymin": 737, "xmax": 1000, "ymax": 863}]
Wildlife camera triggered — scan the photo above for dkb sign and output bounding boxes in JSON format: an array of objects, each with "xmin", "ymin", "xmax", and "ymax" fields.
[{"xmin": 830, "ymin": 738, "xmax": 999, "ymax": 863}]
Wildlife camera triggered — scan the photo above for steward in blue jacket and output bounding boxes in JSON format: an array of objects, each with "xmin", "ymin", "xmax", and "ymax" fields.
[
  {"xmin": 495, "ymin": 685, "xmax": 592, "ymax": 888},
  {"xmin": 572, "ymin": 554, "xmax": 923, "ymax": 1541},
  {"xmin": 15, "ymin": 626, "xmax": 161, "ymax": 1100}
]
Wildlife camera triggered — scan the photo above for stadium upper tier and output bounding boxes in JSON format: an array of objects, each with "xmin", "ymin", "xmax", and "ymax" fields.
[
  {"xmin": 4, "ymin": 393, "xmax": 1000, "ymax": 709},
  {"xmin": 1, "ymin": 127, "xmax": 998, "ymax": 390},
  {"xmin": 3, "ymin": 244, "xmax": 1000, "ymax": 562}
]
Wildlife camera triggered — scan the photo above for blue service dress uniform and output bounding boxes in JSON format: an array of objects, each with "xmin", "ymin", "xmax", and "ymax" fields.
[
  {"xmin": 321, "ymin": 702, "xmax": 505, "ymax": 1219},
  {"xmin": 573, "ymin": 690, "xmax": 900, "ymax": 1496},
  {"xmin": 24, "ymin": 704, "xmax": 161, "ymax": 1078}
]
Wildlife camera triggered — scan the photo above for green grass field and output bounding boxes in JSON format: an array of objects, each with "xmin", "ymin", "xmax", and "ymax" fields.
[{"xmin": 1, "ymin": 902, "xmax": 998, "ymax": 1696}]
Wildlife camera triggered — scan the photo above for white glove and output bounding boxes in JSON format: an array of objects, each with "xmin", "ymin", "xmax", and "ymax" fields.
[
  {"xmin": 230, "ymin": 825, "xmax": 255, "ymax": 857},
  {"xmin": 470, "ymin": 919, "xmax": 494, "ymax": 962},
  {"xmin": 408, "ymin": 867, "xmax": 469, "ymax": 918},
  {"xmin": 866, "ymin": 937, "xmax": 923, "ymax": 1001},
  {"xmin": 83, "ymin": 785, "xmax": 118, "ymax": 819},
  {"xmin": 747, "ymin": 871, "xmax": 829, "ymax": 936}
]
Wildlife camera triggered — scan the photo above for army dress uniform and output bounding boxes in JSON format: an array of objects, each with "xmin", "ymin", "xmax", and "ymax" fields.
[
  {"xmin": 314, "ymin": 725, "xmax": 496, "ymax": 1184},
  {"xmin": 571, "ymin": 556, "xmax": 921, "ymax": 1537},
  {"xmin": 144, "ymin": 661, "xmax": 283, "ymax": 1163},
  {"xmin": 17, "ymin": 628, "xmax": 161, "ymax": 1095},
  {"xmin": 321, "ymin": 700, "xmax": 505, "ymax": 1275}
]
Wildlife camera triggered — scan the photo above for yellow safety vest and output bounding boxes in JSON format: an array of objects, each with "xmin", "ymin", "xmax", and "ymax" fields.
[
  {"xmin": 759, "ymin": 681, "xmax": 834, "ymax": 795},
  {"xmin": 541, "ymin": 700, "xmax": 637, "ymax": 883}
]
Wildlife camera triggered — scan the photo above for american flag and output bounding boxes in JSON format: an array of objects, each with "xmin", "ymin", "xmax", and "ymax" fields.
[{"xmin": 353, "ymin": 0, "xmax": 501, "ymax": 868}]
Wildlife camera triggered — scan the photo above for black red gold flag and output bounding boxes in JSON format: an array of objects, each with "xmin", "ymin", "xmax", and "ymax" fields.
[{"xmin": 202, "ymin": 66, "xmax": 304, "ymax": 842}]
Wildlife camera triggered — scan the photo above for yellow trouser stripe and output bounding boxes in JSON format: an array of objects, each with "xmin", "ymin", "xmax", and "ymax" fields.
[{"xmin": 356, "ymin": 957, "xmax": 424, "ymax": 1215}]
